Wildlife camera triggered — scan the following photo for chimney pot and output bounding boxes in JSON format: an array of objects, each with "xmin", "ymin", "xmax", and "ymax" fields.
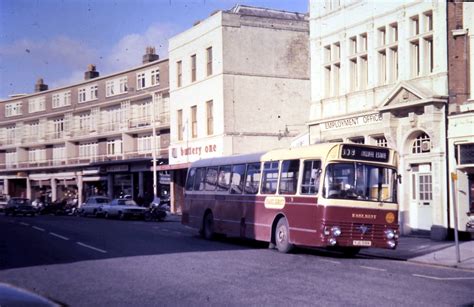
[
  {"xmin": 142, "ymin": 46, "xmax": 159, "ymax": 64},
  {"xmin": 34, "ymin": 78, "xmax": 48, "ymax": 92},
  {"xmin": 84, "ymin": 64, "xmax": 99, "ymax": 80}
]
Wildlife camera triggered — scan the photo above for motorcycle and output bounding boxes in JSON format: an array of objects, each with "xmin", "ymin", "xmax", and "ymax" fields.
[{"xmin": 144, "ymin": 197, "xmax": 169, "ymax": 222}]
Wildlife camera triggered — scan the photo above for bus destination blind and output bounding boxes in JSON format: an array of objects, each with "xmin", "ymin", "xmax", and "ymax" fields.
[{"xmin": 341, "ymin": 145, "xmax": 390, "ymax": 162}]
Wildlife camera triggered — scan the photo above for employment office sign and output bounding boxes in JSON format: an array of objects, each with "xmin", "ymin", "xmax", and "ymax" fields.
[{"xmin": 320, "ymin": 113, "xmax": 382, "ymax": 131}]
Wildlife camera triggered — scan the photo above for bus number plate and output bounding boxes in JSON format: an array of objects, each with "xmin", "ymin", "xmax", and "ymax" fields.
[{"xmin": 353, "ymin": 240, "xmax": 372, "ymax": 247}]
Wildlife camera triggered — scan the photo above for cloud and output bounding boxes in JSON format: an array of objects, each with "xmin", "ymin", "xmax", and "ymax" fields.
[
  {"xmin": 0, "ymin": 36, "xmax": 97, "ymax": 69},
  {"xmin": 103, "ymin": 23, "xmax": 175, "ymax": 73}
]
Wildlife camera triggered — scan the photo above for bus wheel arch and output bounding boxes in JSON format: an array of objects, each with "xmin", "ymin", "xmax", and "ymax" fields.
[
  {"xmin": 271, "ymin": 214, "xmax": 294, "ymax": 253},
  {"xmin": 201, "ymin": 209, "xmax": 215, "ymax": 240}
]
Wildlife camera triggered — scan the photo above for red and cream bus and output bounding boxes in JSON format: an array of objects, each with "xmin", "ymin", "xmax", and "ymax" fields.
[{"xmin": 182, "ymin": 143, "xmax": 399, "ymax": 255}]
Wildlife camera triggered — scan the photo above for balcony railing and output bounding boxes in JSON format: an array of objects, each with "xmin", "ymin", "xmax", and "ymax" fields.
[
  {"xmin": 0, "ymin": 148, "xmax": 169, "ymax": 171},
  {"xmin": 0, "ymin": 113, "xmax": 170, "ymax": 147}
]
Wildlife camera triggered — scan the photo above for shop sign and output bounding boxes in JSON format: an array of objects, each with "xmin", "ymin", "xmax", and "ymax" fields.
[
  {"xmin": 170, "ymin": 140, "xmax": 221, "ymax": 165},
  {"xmin": 106, "ymin": 165, "xmax": 129, "ymax": 173},
  {"xmin": 459, "ymin": 143, "xmax": 474, "ymax": 165},
  {"xmin": 320, "ymin": 113, "xmax": 382, "ymax": 131}
]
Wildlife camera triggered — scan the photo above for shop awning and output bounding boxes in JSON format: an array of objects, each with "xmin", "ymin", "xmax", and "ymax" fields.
[{"xmin": 155, "ymin": 163, "xmax": 191, "ymax": 171}]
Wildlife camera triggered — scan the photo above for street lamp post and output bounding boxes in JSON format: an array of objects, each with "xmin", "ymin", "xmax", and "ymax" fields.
[{"xmin": 151, "ymin": 92, "xmax": 158, "ymax": 200}]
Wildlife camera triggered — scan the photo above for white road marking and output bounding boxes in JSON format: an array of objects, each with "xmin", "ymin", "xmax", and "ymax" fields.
[
  {"xmin": 320, "ymin": 259, "xmax": 341, "ymax": 265},
  {"xmin": 413, "ymin": 274, "xmax": 474, "ymax": 281},
  {"xmin": 360, "ymin": 265, "xmax": 387, "ymax": 272},
  {"xmin": 49, "ymin": 232, "xmax": 70, "ymax": 241},
  {"xmin": 76, "ymin": 242, "xmax": 107, "ymax": 254},
  {"xmin": 19, "ymin": 222, "xmax": 30, "ymax": 226},
  {"xmin": 32, "ymin": 226, "xmax": 45, "ymax": 232}
]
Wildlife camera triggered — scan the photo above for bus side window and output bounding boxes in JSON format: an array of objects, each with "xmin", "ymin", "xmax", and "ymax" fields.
[
  {"xmin": 301, "ymin": 160, "xmax": 321, "ymax": 195},
  {"xmin": 217, "ymin": 165, "xmax": 231, "ymax": 191},
  {"xmin": 193, "ymin": 168, "xmax": 206, "ymax": 191},
  {"xmin": 185, "ymin": 168, "xmax": 196, "ymax": 191},
  {"xmin": 279, "ymin": 159, "xmax": 299, "ymax": 195},
  {"xmin": 205, "ymin": 167, "xmax": 218, "ymax": 191},
  {"xmin": 261, "ymin": 161, "xmax": 279, "ymax": 195},
  {"xmin": 230, "ymin": 164, "xmax": 246, "ymax": 194},
  {"xmin": 244, "ymin": 163, "xmax": 261, "ymax": 194}
]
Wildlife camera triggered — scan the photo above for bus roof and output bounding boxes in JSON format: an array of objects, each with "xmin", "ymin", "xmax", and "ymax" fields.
[{"xmin": 189, "ymin": 143, "xmax": 396, "ymax": 168}]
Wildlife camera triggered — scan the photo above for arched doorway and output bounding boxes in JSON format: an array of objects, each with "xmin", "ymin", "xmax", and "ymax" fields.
[{"xmin": 406, "ymin": 132, "xmax": 433, "ymax": 232}]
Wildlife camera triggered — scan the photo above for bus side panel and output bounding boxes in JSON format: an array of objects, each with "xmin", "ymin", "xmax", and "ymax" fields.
[{"xmin": 283, "ymin": 196, "xmax": 325, "ymax": 247}]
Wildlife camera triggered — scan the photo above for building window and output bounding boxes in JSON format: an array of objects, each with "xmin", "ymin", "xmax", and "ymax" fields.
[
  {"xmin": 5, "ymin": 102, "xmax": 22, "ymax": 117},
  {"xmin": 107, "ymin": 139, "xmax": 123, "ymax": 155},
  {"xmin": 374, "ymin": 136, "xmax": 388, "ymax": 147},
  {"xmin": 412, "ymin": 133, "xmax": 431, "ymax": 154},
  {"xmin": 191, "ymin": 54, "xmax": 196, "ymax": 82},
  {"xmin": 410, "ymin": 41, "xmax": 420, "ymax": 77},
  {"xmin": 51, "ymin": 118, "xmax": 64, "ymax": 139},
  {"xmin": 206, "ymin": 100, "xmax": 213, "ymax": 135},
  {"xmin": 323, "ymin": 42, "xmax": 341, "ymax": 97},
  {"xmin": 206, "ymin": 47, "xmax": 213, "ymax": 76},
  {"xmin": 350, "ymin": 137, "xmax": 365, "ymax": 144},
  {"xmin": 79, "ymin": 142, "xmax": 98, "ymax": 158},
  {"xmin": 137, "ymin": 73, "xmax": 146, "ymax": 90},
  {"xmin": 191, "ymin": 105, "xmax": 197, "ymax": 138},
  {"xmin": 348, "ymin": 33, "xmax": 368, "ymax": 91},
  {"xmin": 177, "ymin": 61, "xmax": 182, "ymax": 87},
  {"xmin": 389, "ymin": 23, "xmax": 398, "ymax": 43},
  {"xmin": 28, "ymin": 148, "xmax": 46, "ymax": 163},
  {"xmin": 78, "ymin": 113, "xmax": 92, "ymax": 132},
  {"xmin": 137, "ymin": 135, "xmax": 152, "ymax": 152},
  {"xmin": 177, "ymin": 109, "xmax": 183, "ymax": 141},
  {"xmin": 52, "ymin": 145, "xmax": 65, "ymax": 164},
  {"xmin": 106, "ymin": 80, "xmax": 115, "ymax": 96},
  {"xmin": 6, "ymin": 125, "xmax": 17, "ymax": 144},
  {"xmin": 78, "ymin": 84, "xmax": 98, "ymax": 103},
  {"xmin": 28, "ymin": 96, "xmax": 46, "ymax": 113},
  {"xmin": 5, "ymin": 151, "xmax": 17, "ymax": 167},
  {"xmin": 410, "ymin": 12, "xmax": 433, "ymax": 77},
  {"xmin": 120, "ymin": 77, "xmax": 128, "ymax": 93},
  {"xmin": 378, "ymin": 26, "xmax": 386, "ymax": 47},
  {"xmin": 52, "ymin": 91, "xmax": 71, "ymax": 108},
  {"xmin": 151, "ymin": 70, "xmax": 160, "ymax": 86}
]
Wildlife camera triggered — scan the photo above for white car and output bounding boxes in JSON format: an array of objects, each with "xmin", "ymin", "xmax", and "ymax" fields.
[
  {"xmin": 79, "ymin": 196, "xmax": 111, "ymax": 217},
  {"xmin": 102, "ymin": 199, "xmax": 147, "ymax": 220}
]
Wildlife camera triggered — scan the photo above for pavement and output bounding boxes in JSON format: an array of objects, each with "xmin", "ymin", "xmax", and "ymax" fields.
[{"xmin": 168, "ymin": 214, "xmax": 474, "ymax": 270}]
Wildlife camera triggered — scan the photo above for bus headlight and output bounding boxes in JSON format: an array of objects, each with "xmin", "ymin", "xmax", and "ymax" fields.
[
  {"xmin": 328, "ymin": 237, "xmax": 337, "ymax": 246},
  {"xmin": 331, "ymin": 226, "xmax": 342, "ymax": 237},
  {"xmin": 385, "ymin": 229, "xmax": 395, "ymax": 240}
]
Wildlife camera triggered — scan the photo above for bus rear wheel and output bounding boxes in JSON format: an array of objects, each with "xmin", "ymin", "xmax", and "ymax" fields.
[
  {"xmin": 275, "ymin": 218, "xmax": 293, "ymax": 253},
  {"xmin": 202, "ymin": 212, "xmax": 215, "ymax": 240}
]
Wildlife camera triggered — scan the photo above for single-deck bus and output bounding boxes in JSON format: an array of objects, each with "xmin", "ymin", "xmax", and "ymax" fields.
[{"xmin": 182, "ymin": 143, "xmax": 399, "ymax": 254}]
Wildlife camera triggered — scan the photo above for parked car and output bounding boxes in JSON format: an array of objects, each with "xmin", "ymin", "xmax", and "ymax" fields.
[
  {"xmin": 0, "ymin": 195, "xmax": 8, "ymax": 212},
  {"xmin": 4, "ymin": 198, "xmax": 36, "ymax": 216},
  {"xmin": 78, "ymin": 196, "xmax": 110, "ymax": 217},
  {"xmin": 467, "ymin": 212, "xmax": 474, "ymax": 233},
  {"xmin": 102, "ymin": 199, "xmax": 147, "ymax": 220}
]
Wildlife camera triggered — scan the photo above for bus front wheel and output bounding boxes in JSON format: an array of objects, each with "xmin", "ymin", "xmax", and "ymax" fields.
[
  {"xmin": 202, "ymin": 212, "xmax": 215, "ymax": 240},
  {"xmin": 275, "ymin": 218, "xmax": 293, "ymax": 253}
]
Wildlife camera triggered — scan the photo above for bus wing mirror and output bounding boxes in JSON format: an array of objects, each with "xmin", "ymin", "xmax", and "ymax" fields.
[{"xmin": 397, "ymin": 174, "xmax": 402, "ymax": 184}]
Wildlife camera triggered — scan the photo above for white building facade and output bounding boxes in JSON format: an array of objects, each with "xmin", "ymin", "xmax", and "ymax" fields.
[
  {"xmin": 309, "ymin": 0, "xmax": 450, "ymax": 238},
  {"xmin": 167, "ymin": 5, "xmax": 311, "ymax": 212}
]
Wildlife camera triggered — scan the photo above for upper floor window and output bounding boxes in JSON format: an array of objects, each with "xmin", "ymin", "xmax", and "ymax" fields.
[
  {"xmin": 78, "ymin": 84, "xmax": 98, "ymax": 103},
  {"xmin": 79, "ymin": 142, "xmax": 98, "ymax": 158},
  {"xmin": 191, "ymin": 54, "xmax": 197, "ymax": 82},
  {"xmin": 206, "ymin": 100, "xmax": 213, "ymax": 136},
  {"xmin": 177, "ymin": 109, "xmax": 183, "ymax": 141},
  {"xmin": 323, "ymin": 42, "xmax": 341, "ymax": 97},
  {"xmin": 52, "ymin": 91, "xmax": 71, "ymax": 108},
  {"xmin": 410, "ymin": 11, "xmax": 434, "ymax": 77},
  {"xmin": 28, "ymin": 148, "xmax": 46, "ymax": 162},
  {"xmin": 107, "ymin": 77, "xmax": 128, "ymax": 97},
  {"xmin": 28, "ymin": 96, "xmax": 46, "ymax": 113},
  {"xmin": 348, "ymin": 33, "xmax": 368, "ymax": 91},
  {"xmin": 374, "ymin": 136, "xmax": 388, "ymax": 147},
  {"xmin": 206, "ymin": 47, "xmax": 213, "ymax": 76},
  {"xmin": 151, "ymin": 70, "xmax": 160, "ymax": 86},
  {"xmin": 191, "ymin": 105, "xmax": 197, "ymax": 138},
  {"xmin": 5, "ymin": 102, "xmax": 23, "ymax": 117},
  {"xmin": 177, "ymin": 61, "xmax": 182, "ymax": 87},
  {"xmin": 107, "ymin": 139, "xmax": 123, "ymax": 155},
  {"xmin": 137, "ymin": 73, "xmax": 146, "ymax": 90},
  {"xmin": 137, "ymin": 134, "xmax": 153, "ymax": 152}
]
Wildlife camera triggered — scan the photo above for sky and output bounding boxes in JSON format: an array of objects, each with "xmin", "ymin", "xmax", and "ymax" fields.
[{"xmin": 0, "ymin": 0, "xmax": 308, "ymax": 100}]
